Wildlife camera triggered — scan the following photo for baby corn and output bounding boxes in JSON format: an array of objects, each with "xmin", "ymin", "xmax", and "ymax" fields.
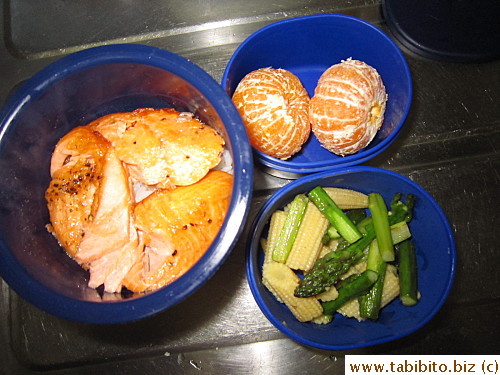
[
  {"xmin": 323, "ymin": 187, "xmax": 369, "ymax": 209},
  {"xmin": 262, "ymin": 262, "xmax": 323, "ymax": 322},
  {"xmin": 286, "ymin": 201, "xmax": 329, "ymax": 272},
  {"xmin": 263, "ymin": 210, "xmax": 287, "ymax": 264}
]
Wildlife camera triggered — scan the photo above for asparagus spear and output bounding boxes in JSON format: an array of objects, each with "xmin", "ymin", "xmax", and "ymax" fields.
[
  {"xmin": 308, "ymin": 186, "xmax": 362, "ymax": 244},
  {"xmin": 295, "ymin": 221, "xmax": 411, "ymax": 298},
  {"xmin": 294, "ymin": 225, "xmax": 376, "ymax": 297},
  {"xmin": 346, "ymin": 208, "xmax": 369, "ymax": 226},
  {"xmin": 389, "ymin": 193, "xmax": 416, "ymax": 224},
  {"xmin": 397, "ymin": 239, "xmax": 419, "ymax": 306},
  {"xmin": 323, "ymin": 209, "xmax": 367, "ymax": 244},
  {"xmin": 359, "ymin": 240, "xmax": 387, "ymax": 319},
  {"xmin": 327, "ymin": 225, "xmax": 341, "ymax": 239},
  {"xmin": 321, "ymin": 232, "xmax": 331, "ymax": 245},
  {"xmin": 360, "ymin": 221, "xmax": 413, "ymax": 318},
  {"xmin": 335, "ymin": 194, "xmax": 416, "ymax": 253},
  {"xmin": 369, "ymin": 193, "xmax": 394, "ymax": 262},
  {"xmin": 295, "ymin": 194, "xmax": 416, "ymax": 298},
  {"xmin": 272, "ymin": 194, "xmax": 308, "ymax": 263},
  {"xmin": 322, "ymin": 270, "xmax": 379, "ymax": 316}
]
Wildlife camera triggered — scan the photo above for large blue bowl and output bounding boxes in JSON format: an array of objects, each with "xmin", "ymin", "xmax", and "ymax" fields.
[
  {"xmin": 246, "ymin": 167, "xmax": 455, "ymax": 350},
  {"xmin": 222, "ymin": 14, "xmax": 412, "ymax": 177},
  {"xmin": 0, "ymin": 44, "xmax": 253, "ymax": 324}
]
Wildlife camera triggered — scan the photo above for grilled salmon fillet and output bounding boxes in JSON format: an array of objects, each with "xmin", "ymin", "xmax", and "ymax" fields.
[
  {"xmin": 46, "ymin": 108, "xmax": 231, "ymax": 294},
  {"xmin": 75, "ymin": 149, "xmax": 142, "ymax": 293},
  {"xmin": 123, "ymin": 170, "xmax": 233, "ymax": 292},
  {"xmin": 89, "ymin": 108, "xmax": 225, "ymax": 188},
  {"xmin": 45, "ymin": 127, "xmax": 110, "ymax": 257}
]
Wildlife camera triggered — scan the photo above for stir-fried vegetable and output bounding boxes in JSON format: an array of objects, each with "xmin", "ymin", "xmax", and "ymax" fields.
[
  {"xmin": 322, "ymin": 270, "xmax": 379, "ymax": 316},
  {"xmin": 368, "ymin": 193, "xmax": 394, "ymax": 262},
  {"xmin": 272, "ymin": 194, "xmax": 308, "ymax": 263},
  {"xmin": 397, "ymin": 239, "xmax": 420, "ymax": 306},
  {"xmin": 262, "ymin": 187, "xmax": 419, "ymax": 325},
  {"xmin": 295, "ymin": 194, "xmax": 415, "ymax": 298},
  {"xmin": 359, "ymin": 240, "xmax": 387, "ymax": 319},
  {"xmin": 308, "ymin": 186, "xmax": 362, "ymax": 244}
]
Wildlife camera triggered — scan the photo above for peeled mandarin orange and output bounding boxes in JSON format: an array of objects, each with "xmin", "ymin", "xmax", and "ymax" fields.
[
  {"xmin": 309, "ymin": 59, "xmax": 387, "ymax": 156},
  {"xmin": 232, "ymin": 68, "xmax": 310, "ymax": 160}
]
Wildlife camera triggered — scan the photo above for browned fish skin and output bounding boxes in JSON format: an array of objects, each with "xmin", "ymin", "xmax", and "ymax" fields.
[
  {"xmin": 49, "ymin": 126, "xmax": 110, "ymax": 176},
  {"xmin": 45, "ymin": 127, "xmax": 110, "ymax": 258}
]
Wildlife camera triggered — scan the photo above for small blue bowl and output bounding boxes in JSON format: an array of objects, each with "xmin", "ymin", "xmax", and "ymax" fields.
[
  {"xmin": 0, "ymin": 44, "xmax": 253, "ymax": 324},
  {"xmin": 246, "ymin": 167, "xmax": 455, "ymax": 350},
  {"xmin": 222, "ymin": 14, "xmax": 412, "ymax": 177}
]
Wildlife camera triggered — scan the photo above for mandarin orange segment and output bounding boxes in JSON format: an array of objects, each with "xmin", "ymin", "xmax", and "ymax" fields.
[
  {"xmin": 309, "ymin": 59, "xmax": 387, "ymax": 156},
  {"xmin": 232, "ymin": 68, "xmax": 310, "ymax": 160}
]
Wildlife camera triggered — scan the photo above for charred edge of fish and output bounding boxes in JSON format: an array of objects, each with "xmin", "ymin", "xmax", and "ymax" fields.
[
  {"xmin": 63, "ymin": 186, "xmax": 78, "ymax": 194},
  {"xmin": 96, "ymin": 284, "xmax": 105, "ymax": 298},
  {"xmin": 63, "ymin": 155, "xmax": 72, "ymax": 165},
  {"xmin": 126, "ymin": 121, "xmax": 137, "ymax": 130},
  {"xmin": 121, "ymin": 287, "xmax": 134, "ymax": 299}
]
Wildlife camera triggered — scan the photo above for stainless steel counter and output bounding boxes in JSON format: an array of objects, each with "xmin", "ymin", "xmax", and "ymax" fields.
[{"xmin": 1, "ymin": 1, "xmax": 499, "ymax": 374}]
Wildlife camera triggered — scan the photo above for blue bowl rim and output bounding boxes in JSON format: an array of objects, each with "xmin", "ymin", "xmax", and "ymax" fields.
[
  {"xmin": 221, "ymin": 13, "xmax": 413, "ymax": 175},
  {"xmin": 0, "ymin": 43, "xmax": 254, "ymax": 324},
  {"xmin": 245, "ymin": 166, "xmax": 456, "ymax": 350}
]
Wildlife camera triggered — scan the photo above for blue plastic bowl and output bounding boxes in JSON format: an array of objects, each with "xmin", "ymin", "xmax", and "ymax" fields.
[
  {"xmin": 0, "ymin": 44, "xmax": 253, "ymax": 324},
  {"xmin": 222, "ymin": 14, "xmax": 412, "ymax": 177},
  {"xmin": 246, "ymin": 167, "xmax": 455, "ymax": 350}
]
